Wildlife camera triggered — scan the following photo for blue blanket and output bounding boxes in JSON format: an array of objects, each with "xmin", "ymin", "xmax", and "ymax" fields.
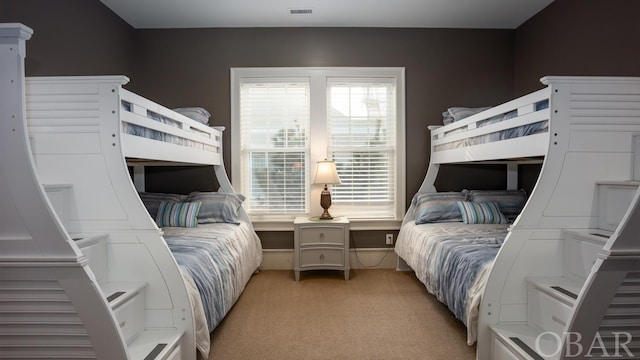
[
  {"xmin": 166, "ymin": 235, "xmax": 240, "ymax": 331},
  {"xmin": 429, "ymin": 236, "xmax": 503, "ymax": 325}
]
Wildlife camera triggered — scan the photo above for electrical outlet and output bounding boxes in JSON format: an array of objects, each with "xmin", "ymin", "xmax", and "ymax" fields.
[{"xmin": 385, "ymin": 233, "xmax": 393, "ymax": 245}]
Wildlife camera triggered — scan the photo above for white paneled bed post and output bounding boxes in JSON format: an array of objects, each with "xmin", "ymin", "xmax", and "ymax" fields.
[
  {"xmin": 394, "ymin": 76, "xmax": 640, "ymax": 359},
  {"xmin": 1, "ymin": 23, "xmax": 262, "ymax": 360}
]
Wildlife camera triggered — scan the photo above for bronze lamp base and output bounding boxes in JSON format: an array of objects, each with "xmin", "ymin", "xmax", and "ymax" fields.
[{"xmin": 319, "ymin": 185, "xmax": 333, "ymax": 220}]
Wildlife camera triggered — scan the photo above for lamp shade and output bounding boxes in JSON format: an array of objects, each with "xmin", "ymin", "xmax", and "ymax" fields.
[{"xmin": 313, "ymin": 160, "xmax": 341, "ymax": 185}]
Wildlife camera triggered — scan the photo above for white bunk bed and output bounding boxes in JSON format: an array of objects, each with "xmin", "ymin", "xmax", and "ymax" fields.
[
  {"xmin": 0, "ymin": 23, "xmax": 262, "ymax": 360},
  {"xmin": 396, "ymin": 84, "xmax": 549, "ymax": 345},
  {"xmin": 396, "ymin": 75, "xmax": 640, "ymax": 360}
]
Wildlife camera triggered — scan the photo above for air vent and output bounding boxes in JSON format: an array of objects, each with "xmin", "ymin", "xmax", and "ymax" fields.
[{"xmin": 289, "ymin": 8, "xmax": 313, "ymax": 15}]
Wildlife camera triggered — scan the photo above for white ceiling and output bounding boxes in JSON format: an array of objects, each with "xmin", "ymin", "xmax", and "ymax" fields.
[{"xmin": 99, "ymin": 0, "xmax": 555, "ymax": 29}]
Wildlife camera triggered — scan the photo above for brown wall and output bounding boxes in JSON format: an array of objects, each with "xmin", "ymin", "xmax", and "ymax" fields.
[
  {"xmin": 0, "ymin": 0, "xmax": 135, "ymax": 77},
  {"xmin": 129, "ymin": 27, "xmax": 516, "ymax": 248},
  {"xmin": 514, "ymin": 0, "xmax": 640, "ymax": 95},
  {"xmin": 129, "ymin": 27, "xmax": 516, "ymax": 203}
]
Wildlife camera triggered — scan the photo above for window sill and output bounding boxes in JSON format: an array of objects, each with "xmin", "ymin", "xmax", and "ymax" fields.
[{"xmin": 251, "ymin": 218, "xmax": 402, "ymax": 232}]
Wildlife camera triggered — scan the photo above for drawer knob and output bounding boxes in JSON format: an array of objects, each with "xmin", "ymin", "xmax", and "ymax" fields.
[
  {"xmin": 119, "ymin": 320, "xmax": 126, "ymax": 328},
  {"xmin": 552, "ymin": 315, "xmax": 566, "ymax": 327},
  {"xmin": 319, "ymin": 232, "xmax": 324, "ymax": 241},
  {"xmin": 320, "ymin": 254, "xmax": 325, "ymax": 262}
]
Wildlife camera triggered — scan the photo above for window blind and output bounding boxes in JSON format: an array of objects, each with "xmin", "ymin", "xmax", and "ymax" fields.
[
  {"xmin": 232, "ymin": 67, "xmax": 405, "ymax": 223},
  {"xmin": 327, "ymin": 79, "xmax": 397, "ymax": 218},
  {"xmin": 239, "ymin": 79, "xmax": 310, "ymax": 214}
]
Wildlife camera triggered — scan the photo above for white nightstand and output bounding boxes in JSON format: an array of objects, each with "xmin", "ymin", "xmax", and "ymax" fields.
[{"xmin": 294, "ymin": 216, "xmax": 350, "ymax": 281}]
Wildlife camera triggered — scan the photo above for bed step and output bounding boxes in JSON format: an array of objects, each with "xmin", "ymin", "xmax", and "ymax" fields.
[
  {"xmin": 491, "ymin": 324, "xmax": 557, "ymax": 360},
  {"xmin": 102, "ymin": 282, "xmax": 183, "ymax": 360},
  {"xmin": 71, "ymin": 233, "xmax": 109, "ymax": 283},
  {"xmin": 490, "ymin": 278, "xmax": 581, "ymax": 360},
  {"xmin": 72, "ymin": 236, "xmax": 182, "ymax": 359},
  {"xmin": 526, "ymin": 277, "xmax": 579, "ymax": 336},
  {"xmin": 100, "ymin": 282, "xmax": 148, "ymax": 345},
  {"xmin": 562, "ymin": 229, "xmax": 610, "ymax": 284},
  {"xmin": 596, "ymin": 181, "xmax": 640, "ymax": 232},
  {"xmin": 526, "ymin": 277, "xmax": 581, "ymax": 306},
  {"xmin": 127, "ymin": 329, "xmax": 182, "ymax": 360}
]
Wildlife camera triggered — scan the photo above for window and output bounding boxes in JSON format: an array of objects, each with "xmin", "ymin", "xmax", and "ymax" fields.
[
  {"xmin": 238, "ymin": 79, "xmax": 310, "ymax": 214},
  {"xmin": 231, "ymin": 68, "xmax": 405, "ymax": 227}
]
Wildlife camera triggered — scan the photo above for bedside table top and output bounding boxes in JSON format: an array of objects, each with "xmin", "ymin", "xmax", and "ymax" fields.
[{"xmin": 294, "ymin": 216, "xmax": 349, "ymax": 225}]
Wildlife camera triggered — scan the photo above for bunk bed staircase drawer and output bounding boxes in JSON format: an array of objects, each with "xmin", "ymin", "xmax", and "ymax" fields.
[
  {"xmin": 43, "ymin": 183, "xmax": 72, "ymax": 229},
  {"xmin": 72, "ymin": 234, "xmax": 109, "ymax": 283},
  {"xmin": 103, "ymin": 282, "xmax": 147, "ymax": 344},
  {"xmin": 113, "ymin": 290, "xmax": 144, "ymax": 344},
  {"xmin": 164, "ymin": 343, "xmax": 181, "ymax": 360},
  {"xmin": 528, "ymin": 287, "xmax": 573, "ymax": 335},
  {"xmin": 563, "ymin": 230, "xmax": 608, "ymax": 283},
  {"xmin": 597, "ymin": 182, "xmax": 639, "ymax": 231},
  {"xmin": 492, "ymin": 337, "xmax": 521, "ymax": 360}
]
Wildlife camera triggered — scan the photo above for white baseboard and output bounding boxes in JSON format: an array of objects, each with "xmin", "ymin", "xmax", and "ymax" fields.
[
  {"xmin": 259, "ymin": 248, "xmax": 397, "ymax": 270},
  {"xmin": 259, "ymin": 249, "xmax": 295, "ymax": 270}
]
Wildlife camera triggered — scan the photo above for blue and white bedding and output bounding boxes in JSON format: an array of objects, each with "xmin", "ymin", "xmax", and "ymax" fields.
[
  {"xmin": 162, "ymin": 221, "xmax": 262, "ymax": 358},
  {"xmin": 120, "ymin": 100, "xmax": 216, "ymax": 151},
  {"xmin": 435, "ymin": 99, "xmax": 550, "ymax": 152},
  {"xmin": 434, "ymin": 120, "xmax": 549, "ymax": 152},
  {"xmin": 395, "ymin": 221, "xmax": 508, "ymax": 345}
]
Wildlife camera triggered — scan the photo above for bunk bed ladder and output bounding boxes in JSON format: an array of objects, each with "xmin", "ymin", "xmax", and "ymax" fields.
[
  {"xmin": 559, "ymin": 182, "xmax": 640, "ymax": 359},
  {"xmin": 71, "ymin": 235, "xmax": 183, "ymax": 360},
  {"xmin": 490, "ymin": 181, "xmax": 640, "ymax": 360}
]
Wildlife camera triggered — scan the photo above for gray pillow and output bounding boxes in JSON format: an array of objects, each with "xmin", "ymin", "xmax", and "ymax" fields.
[
  {"xmin": 186, "ymin": 191, "xmax": 245, "ymax": 225},
  {"xmin": 468, "ymin": 189, "xmax": 527, "ymax": 222},
  {"xmin": 413, "ymin": 191, "xmax": 469, "ymax": 224}
]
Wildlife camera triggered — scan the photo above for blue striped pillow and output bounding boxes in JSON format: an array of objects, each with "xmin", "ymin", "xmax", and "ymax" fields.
[
  {"xmin": 138, "ymin": 192, "xmax": 188, "ymax": 219},
  {"xmin": 155, "ymin": 201, "xmax": 202, "ymax": 228},
  {"xmin": 456, "ymin": 201, "xmax": 507, "ymax": 224}
]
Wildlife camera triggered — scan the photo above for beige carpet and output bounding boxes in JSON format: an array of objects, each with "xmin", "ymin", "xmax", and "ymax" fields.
[{"xmin": 209, "ymin": 269, "xmax": 476, "ymax": 360}]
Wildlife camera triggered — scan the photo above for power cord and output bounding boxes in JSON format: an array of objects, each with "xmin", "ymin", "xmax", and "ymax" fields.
[{"xmin": 350, "ymin": 232, "xmax": 393, "ymax": 268}]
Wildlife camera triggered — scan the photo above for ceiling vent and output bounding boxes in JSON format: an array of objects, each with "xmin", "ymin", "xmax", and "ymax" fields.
[{"xmin": 289, "ymin": 8, "xmax": 313, "ymax": 15}]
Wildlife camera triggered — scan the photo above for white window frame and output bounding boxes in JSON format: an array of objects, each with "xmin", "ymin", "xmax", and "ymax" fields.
[{"xmin": 231, "ymin": 67, "xmax": 406, "ymax": 231}]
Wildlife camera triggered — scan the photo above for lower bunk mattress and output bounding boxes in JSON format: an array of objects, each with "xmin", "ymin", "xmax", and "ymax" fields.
[
  {"xmin": 394, "ymin": 221, "xmax": 508, "ymax": 345},
  {"xmin": 163, "ymin": 221, "xmax": 262, "ymax": 358}
]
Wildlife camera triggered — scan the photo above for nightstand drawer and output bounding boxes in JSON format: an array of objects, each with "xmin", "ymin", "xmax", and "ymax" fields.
[
  {"xmin": 299, "ymin": 227, "xmax": 345, "ymax": 246},
  {"xmin": 299, "ymin": 248, "xmax": 345, "ymax": 267}
]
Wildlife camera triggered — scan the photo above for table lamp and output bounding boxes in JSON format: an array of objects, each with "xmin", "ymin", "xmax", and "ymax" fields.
[{"xmin": 312, "ymin": 159, "xmax": 341, "ymax": 220}]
